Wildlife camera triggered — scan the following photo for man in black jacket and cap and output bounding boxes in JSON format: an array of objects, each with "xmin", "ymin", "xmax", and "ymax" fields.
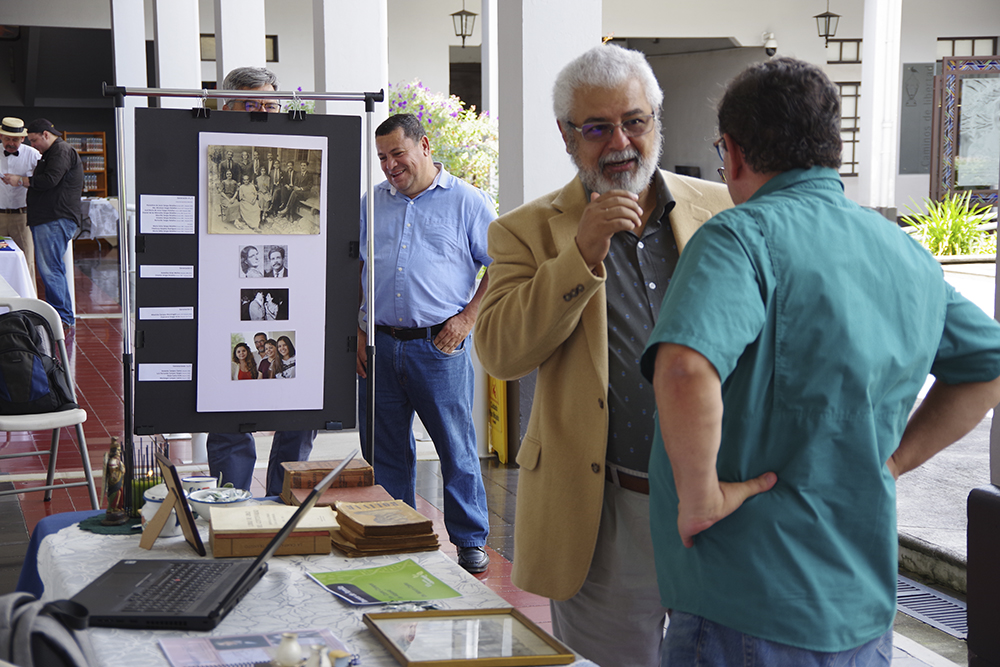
[{"xmin": 21, "ymin": 119, "xmax": 82, "ymax": 330}]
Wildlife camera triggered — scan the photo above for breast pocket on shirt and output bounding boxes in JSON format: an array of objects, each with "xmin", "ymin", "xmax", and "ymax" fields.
[{"xmin": 423, "ymin": 217, "xmax": 464, "ymax": 259}]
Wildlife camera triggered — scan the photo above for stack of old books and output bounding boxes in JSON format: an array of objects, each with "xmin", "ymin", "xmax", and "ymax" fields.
[
  {"xmin": 331, "ymin": 499, "xmax": 439, "ymax": 557},
  {"xmin": 279, "ymin": 458, "xmax": 382, "ymax": 507}
]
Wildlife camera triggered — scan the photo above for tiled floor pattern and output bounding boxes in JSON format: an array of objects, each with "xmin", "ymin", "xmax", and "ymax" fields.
[{"xmin": 0, "ymin": 241, "xmax": 968, "ymax": 664}]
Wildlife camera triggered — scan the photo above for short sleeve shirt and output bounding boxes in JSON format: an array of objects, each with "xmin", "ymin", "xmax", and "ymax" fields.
[{"xmin": 640, "ymin": 167, "xmax": 1000, "ymax": 651}]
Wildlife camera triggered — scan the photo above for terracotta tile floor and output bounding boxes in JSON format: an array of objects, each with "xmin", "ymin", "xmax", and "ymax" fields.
[{"xmin": 1, "ymin": 240, "xmax": 551, "ymax": 631}]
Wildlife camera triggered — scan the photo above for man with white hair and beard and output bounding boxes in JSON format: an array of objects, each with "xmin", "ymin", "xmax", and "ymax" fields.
[{"xmin": 474, "ymin": 44, "xmax": 732, "ymax": 667}]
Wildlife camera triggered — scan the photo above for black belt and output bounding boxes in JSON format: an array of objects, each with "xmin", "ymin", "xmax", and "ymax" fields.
[
  {"xmin": 0, "ymin": 207, "xmax": 26, "ymax": 214},
  {"xmin": 376, "ymin": 323, "xmax": 445, "ymax": 341},
  {"xmin": 605, "ymin": 467, "xmax": 650, "ymax": 495}
]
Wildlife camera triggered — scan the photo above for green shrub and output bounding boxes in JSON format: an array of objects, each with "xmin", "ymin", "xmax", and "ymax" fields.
[
  {"xmin": 387, "ymin": 80, "xmax": 499, "ymax": 208},
  {"xmin": 901, "ymin": 192, "xmax": 996, "ymax": 256}
]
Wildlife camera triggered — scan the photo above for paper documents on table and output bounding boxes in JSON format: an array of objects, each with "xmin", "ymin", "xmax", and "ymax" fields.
[
  {"xmin": 309, "ymin": 558, "xmax": 461, "ymax": 606},
  {"xmin": 159, "ymin": 627, "xmax": 349, "ymax": 667}
]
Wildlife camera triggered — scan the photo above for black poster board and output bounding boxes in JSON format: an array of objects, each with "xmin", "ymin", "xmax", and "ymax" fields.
[{"xmin": 132, "ymin": 108, "xmax": 360, "ymax": 434}]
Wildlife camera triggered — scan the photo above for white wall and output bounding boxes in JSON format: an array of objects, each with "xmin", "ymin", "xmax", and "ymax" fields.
[
  {"xmin": 652, "ymin": 47, "xmax": 768, "ymax": 185},
  {"xmin": 387, "ymin": 0, "xmax": 484, "ymax": 96}
]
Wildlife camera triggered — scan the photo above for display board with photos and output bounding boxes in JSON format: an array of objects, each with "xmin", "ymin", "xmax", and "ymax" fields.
[{"xmin": 132, "ymin": 107, "xmax": 361, "ymax": 434}]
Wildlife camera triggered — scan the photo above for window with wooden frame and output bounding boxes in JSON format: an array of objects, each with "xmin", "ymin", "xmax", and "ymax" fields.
[
  {"xmin": 837, "ymin": 82, "xmax": 860, "ymax": 177},
  {"xmin": 827, "ymin": 39, "xmax": 862, "ymax": 64},
  {"xmin": 199, "ymin": 34, "xmax": 279, "ymax": 62},
  {"xmin": 936, "ymin": 37, "xmax": 998, "ymax": 60}
]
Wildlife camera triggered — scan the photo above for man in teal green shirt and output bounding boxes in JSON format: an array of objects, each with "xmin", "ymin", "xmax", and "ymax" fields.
[{"xmin": 642, "ymin": 58, "xmax": 1000, "ymax": 664}]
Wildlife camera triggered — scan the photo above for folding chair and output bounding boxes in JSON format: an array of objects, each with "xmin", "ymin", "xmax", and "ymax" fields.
[{"xmin": 0, "ymin": 297, "xmax": 99, "ymax": 509}]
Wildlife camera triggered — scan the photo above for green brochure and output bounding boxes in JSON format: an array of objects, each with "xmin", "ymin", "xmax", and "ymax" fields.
[{"xmin": 308, "ymin": 559, "xmax": 461, "ymax": 606}]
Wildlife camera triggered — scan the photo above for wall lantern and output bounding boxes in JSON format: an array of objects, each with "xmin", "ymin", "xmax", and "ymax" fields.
[
  {"xmin": 814, "ymin": 0, "xmax": 841, "ymax": 46},
  {"xmin": 451, "ymin": 0, "xmax": 477, "ymax": 48}
]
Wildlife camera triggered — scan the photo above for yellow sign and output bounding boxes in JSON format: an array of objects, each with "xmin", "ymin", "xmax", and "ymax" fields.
[{"xmin": 487, "ymin": 375, "xmax": 507, "ymax": 463}]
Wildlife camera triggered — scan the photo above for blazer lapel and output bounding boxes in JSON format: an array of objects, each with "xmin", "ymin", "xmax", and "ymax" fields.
[{"xmin": 663, "ymin": 171, "xmax": 719, "ymax": 253}]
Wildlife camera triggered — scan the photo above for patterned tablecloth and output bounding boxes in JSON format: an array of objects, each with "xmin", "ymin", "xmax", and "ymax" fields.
[{"xmin": 39, "ymin": 520, "xmax": 593, "ymax": 667}]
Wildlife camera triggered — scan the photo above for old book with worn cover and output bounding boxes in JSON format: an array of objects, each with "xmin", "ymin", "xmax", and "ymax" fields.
[
  {"xmin": 209, "ymin": 505, "xmax": 337, "ymax": 558},
  {"xmin": 281, "ymin": 483, "xmax": 394, "ymax": 508},
  {"xmin": 336, "ymin": 500, "xmax": 433, "ymax": 537},
  {"xmin": 331, "ymin": 529, "xmax": 439, "ymax": 558},
  {"xmin": 337, "ymin": 522, "xmax": 439, "ymax": 549},
  {"xmin": 280, "ymin": 459, "xmax": 374, "ymax": 498}
]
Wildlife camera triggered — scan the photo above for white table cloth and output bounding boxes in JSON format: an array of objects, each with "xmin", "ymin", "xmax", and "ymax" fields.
[
  {"xmin": 38, "ymin": 520, "xmax": 594, "ymax": 667},
  {"xmin": 0, "ymin": 236, "xmax": 36, "ymax": 298}
]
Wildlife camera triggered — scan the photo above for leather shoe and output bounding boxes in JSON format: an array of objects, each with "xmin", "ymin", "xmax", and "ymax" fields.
[{"xmin": 457, "ymin": 546, "xmax": 489, "ymax": 573}]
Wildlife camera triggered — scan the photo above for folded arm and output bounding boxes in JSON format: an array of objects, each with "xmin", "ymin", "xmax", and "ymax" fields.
[{"xmin": 652, "ymin": 342, "xmax": 776, "ymax": 548}]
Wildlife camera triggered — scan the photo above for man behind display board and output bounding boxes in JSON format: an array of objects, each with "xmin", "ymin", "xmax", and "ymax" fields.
[{"xmin": 206, "ymin": 66, "xmax": 315, "ymax": 497}]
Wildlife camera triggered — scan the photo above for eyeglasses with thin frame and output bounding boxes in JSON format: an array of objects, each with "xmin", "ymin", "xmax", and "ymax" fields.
[
  {"xmin": 240, "ymin": 100, "xmax": 282, "ymax": 113},
  {"xmin": 564, "ymin": 113, "xmax": 656, "ymax": 142},
  {"xmin": 713, "ymin": 137, "xmax": 727, "ymax": 183}
]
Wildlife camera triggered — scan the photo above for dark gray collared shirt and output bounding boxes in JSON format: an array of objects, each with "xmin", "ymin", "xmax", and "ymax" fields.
[{"xmin": 604, "ymin": 171, "xmax": 679, "ymax": 473}]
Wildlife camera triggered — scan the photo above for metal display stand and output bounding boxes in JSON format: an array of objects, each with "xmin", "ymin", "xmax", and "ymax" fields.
[{"xmin": 102, "ymin": 83, "xmax": 383, "ymax": 503}]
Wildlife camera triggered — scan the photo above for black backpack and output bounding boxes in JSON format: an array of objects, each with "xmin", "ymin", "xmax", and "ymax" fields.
[
  {"xmin": 0, "ymin": 310, "xmax": 78, "ymax": 415},
  {"xmin": 0, "ymin": 592, "xmax": 96, "ymax": 667}
]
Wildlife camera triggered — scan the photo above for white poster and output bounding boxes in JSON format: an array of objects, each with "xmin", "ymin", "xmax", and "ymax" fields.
[{"xmin": 196, "ymin": 131, "xmax": 328, "ymax": 412}]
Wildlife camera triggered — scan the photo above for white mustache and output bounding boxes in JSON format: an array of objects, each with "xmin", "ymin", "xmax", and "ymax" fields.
[{"xmin": 599, "ymin": 149, "xmax": 641, "ymax": 170}]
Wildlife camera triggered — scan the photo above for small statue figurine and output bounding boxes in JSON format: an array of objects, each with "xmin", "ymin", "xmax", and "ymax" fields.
[{"xmin": 101, "ymin": 437, "xmax": 128, "ymax": 525}]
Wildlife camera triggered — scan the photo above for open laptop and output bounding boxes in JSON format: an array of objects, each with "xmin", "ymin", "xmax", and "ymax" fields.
[{"xmin": 72, "ymin": 450, "xmax": 357, "ymax": 631}]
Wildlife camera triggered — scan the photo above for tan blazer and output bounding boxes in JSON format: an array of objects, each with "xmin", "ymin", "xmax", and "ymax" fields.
[{"xmin": 474, "ymin": 171, "xmax": 732, "ymax": 600}]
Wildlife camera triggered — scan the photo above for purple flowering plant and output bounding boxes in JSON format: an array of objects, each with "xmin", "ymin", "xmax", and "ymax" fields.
[{"xmin": 388, "ymin": 80, "xmax": 498, "ymax": 207}]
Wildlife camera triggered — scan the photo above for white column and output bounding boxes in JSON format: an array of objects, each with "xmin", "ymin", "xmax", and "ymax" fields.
[
  {"xmin": 109, "ymin": 0, "xmax": 146, "ymax": 214},
  {"xmin": 214, "ymin": 0, "xmax": 266, "ymax": 84},
  {"xmin": 497, "ymin": 0, "xmax": 602, "ymax": 214},
  {"xmin": 857, "ymin": 0, "xmax": 902, "ymax": 216},
  {"xmin": 153, "ymin": 0, "xmax": 201, "ymax": 109},
  {"xmin": 313, "ymin": 0, "xmax": 388, "ymax": 189},
  {"xmin": 481, "ymin": 0, "xmax": 499, "ymax": 118}
]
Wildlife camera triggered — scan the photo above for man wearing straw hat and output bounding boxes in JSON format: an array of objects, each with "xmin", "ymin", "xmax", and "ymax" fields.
[{"xmin": 0, "ymin": 116, "xmax": 39, "ymax": 291}]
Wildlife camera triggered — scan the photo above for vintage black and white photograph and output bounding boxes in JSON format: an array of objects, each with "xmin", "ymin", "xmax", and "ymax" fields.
[
  {"xmin": 240, "ymin": 288, "xmax": 288, "ymax": 321},
  {"xmin": 230, "ymin": 330, "xmax": 297, "ymax": 380},
  {"xmin": 198, "ymin": 130, "xmax": 326, "ymax": 413},
  {"xmin": 239, "ymin": 244, "xmax": 289, "ymax": 278},
  {"xmin": 207, "ymin": 144, "xmax": 322, "ymax": 235}
]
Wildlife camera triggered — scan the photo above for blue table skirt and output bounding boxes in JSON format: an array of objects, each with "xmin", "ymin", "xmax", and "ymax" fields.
[{"xmin": 17, "ymin": 509, "xmax": 104, "ymax": 597}]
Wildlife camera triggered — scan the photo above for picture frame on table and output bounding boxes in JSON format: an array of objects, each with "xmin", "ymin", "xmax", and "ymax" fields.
[{"xmin": 362, "ymin": 607, "xmax": 575, "ymax": 667}]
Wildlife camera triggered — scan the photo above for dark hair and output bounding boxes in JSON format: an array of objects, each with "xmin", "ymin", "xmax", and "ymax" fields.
[
  {"xmin": 232, "ymin": 342, "xmax": 259, "ymax": 378},
  {"xmin": 240, "ymin": 245, "xmax": 258, "ymax": 273},
  {"xmin": 375, "ymin": 113, "xmax": 426, "ymax": 142},
  {"xmin": 277, "ymin": 335, "xmax": 296, "ymax": 359},
  {"xmin": 263, "ymin": 338, "xmax": 283, "ymax": 377},
  {"xmin": 718, "ymin": 58, "xmax": 841, "ymax": 173},
  {"xmin": 268, "ymin": 246, "xmax": 285, "ymax": 260}
]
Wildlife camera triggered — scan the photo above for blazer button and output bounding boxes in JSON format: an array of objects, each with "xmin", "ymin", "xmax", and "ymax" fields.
[
  {"xmin": 591, "ymin": 462, "xmax": 601, "ymax": 474},
  {"xmin": 598, "ymin": 399, "xmax": 604, "ymax": 409}
]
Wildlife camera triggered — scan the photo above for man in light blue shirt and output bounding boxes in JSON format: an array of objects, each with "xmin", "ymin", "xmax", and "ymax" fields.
[
  {"xmin": 357, "ymin": 113, "xmax": 494, "ymax": 573},
  {"xmin": 643, "ymin": 58, "xmax": 1000, "ymax": 665}
]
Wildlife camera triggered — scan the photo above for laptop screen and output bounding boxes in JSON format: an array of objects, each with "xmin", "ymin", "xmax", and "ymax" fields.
[{"xmin": 219, "ymin": 450, "xmax": 357, "ymax": 605}]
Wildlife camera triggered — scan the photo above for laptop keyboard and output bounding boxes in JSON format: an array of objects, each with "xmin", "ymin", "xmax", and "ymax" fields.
[{"xmin": 122, "ymin": 561, "xmax": 238, "ymax": 613}]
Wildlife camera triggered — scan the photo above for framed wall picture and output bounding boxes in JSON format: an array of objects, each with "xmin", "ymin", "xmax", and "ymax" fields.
[{"xmin": 363, "ymin": 608, "xmax": 575, "ymax": 667}]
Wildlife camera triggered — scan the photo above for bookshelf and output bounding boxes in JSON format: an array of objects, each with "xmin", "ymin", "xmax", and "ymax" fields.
[{"xmin": 63, "ymin": 131, "xmax": 108, "ymax": 198}]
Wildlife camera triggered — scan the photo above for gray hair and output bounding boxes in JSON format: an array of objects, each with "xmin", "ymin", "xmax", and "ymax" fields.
[
  {"xmin": 222, "ymin": 67, "xmax": 279, "ymax": 108},
  {"xmin": 552, "ymin": 44, "xmax": 663, "ymax": 123}
]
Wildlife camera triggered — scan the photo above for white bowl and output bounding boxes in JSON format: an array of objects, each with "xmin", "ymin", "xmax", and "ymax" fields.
[
  {"xmin": 188, "ymin": 487, "xmax": 252, "ymax": 521},
  {"xmin": 181, "ymin": 475, "xmax": 218, "ymax": 494}
]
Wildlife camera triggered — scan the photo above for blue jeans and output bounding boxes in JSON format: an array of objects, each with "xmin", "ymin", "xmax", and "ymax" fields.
[
  {"xmin": 31, "ymin": 217, "xmax": 77, "ymax": 325},
  {"xmin": 207, "ymin": 430, "xmax": 316, "ymax": 496},
  {"xmin": 662, "ymin": 611, "xmax": 893, "ymax": 667},
  {"xmin": 360, "ymin": 330, "xmax": 489, "ymax": 547}
]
